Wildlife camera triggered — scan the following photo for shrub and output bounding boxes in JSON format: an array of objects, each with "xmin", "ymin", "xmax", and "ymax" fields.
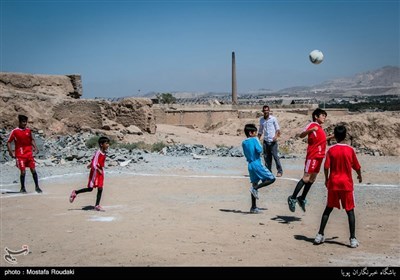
[
  {"xmin": 86, "ymin": 136, "xmax": 100, "ymax": 148},
  {"xmin": 151, "ymin": 141, "xmax": 167, "ymax": 152},
  {"xmin": 86, "ymin": 136, "xmax": 116, "ymax": 148},
  {"xmin": 86, "ymin": 137, "xmax": 167, "ymax": 152}
]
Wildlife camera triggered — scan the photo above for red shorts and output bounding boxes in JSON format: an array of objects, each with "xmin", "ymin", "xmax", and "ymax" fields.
[
  {"xmin": 304, "ymin": 158, "xmax": 323, "ymax": 174},
  {"xmin": 87, "ymin": 169, "xmax": 104, "ymax": 188},
  {"xmin": 327, "ymin": 190, "xmax": 355, "ymax": 211},
  {"xmin": 16, "ymin": 156, "xmax": 36, "ymax": 171}
]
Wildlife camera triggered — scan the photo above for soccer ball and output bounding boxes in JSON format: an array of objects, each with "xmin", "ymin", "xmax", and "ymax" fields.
[{"xmin": 309, "ymin": 50, "xmax": 324, "ymax": 64}]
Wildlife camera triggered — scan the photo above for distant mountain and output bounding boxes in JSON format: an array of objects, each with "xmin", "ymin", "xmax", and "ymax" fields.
[
  {"xmin": 317, "ymin": 66, "xmax": 399, "ymax": 88},
  {"xmin": 279, "ymin": 66, "xmax": 399, "ymax": 95},
  {"xmin": 138, "ymin": 66, "xmax": 399, "ymax": 99},
  {"xmin": 142, "ymin": 91, "xmax": 210, "ymax": 99}
]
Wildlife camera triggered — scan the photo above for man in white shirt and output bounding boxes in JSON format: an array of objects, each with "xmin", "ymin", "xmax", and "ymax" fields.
[{"xmin": 258, "ymin": 105, "xmax": 283, "ymax": 177}]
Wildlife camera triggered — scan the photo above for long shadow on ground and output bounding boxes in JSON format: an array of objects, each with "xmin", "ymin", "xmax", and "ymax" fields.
[
  {"xmin": 219, "ymin": 208, "xmax": 268, "ymax": 215},
  {"xmin": 294, "ymin": 235, "xmax": 348, "ymax": 247},
  {"xmin": 68, "ymin": 205, "xmax": 95, "ymax": 211},
  {"xmin": 271, "ymin": 215, "xmax": 302, "ymax": 224}
]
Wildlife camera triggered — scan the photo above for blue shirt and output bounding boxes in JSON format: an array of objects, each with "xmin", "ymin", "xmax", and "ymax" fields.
[
  {"xmin": 242, "ymin": 137, "xmax": 263, "ymax": 163},
  {"xmin": 242, "ymin": 137, "xmax": 275, "ymax": 183}
]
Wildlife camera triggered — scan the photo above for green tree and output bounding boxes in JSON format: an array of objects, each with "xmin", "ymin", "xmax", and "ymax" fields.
[{"xmin": 157, "ymin": 93, "xmax": 176, "ymax": 104}]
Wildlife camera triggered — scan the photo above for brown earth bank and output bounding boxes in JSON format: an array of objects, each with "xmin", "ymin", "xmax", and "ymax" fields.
[
  {"xmin": 1, "ymin": 73, "xmax": 399, "ymax": 156},
  {"xmin": 124, "ymin": 110, "xmax": 400, "ymax": 156}
]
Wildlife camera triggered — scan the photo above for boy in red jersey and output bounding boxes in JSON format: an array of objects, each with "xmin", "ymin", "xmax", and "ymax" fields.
[
  {"xmin": 7, "ymin": 115, "xmax": 42, "ymax": 193},
  {"xmin": 314, "ymin": 125, "xmax": 362, "ymax": 248},
  {"xmin": 69, "ymin": 136, "xmax": 110, "ymax": 211},
  {"xmin": 287, "ymin": 108, "xmax": 333, "ymax": 212}
]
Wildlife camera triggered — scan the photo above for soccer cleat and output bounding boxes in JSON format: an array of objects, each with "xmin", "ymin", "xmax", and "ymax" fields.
[
  {"xmin": 35, "ymin": 187, "xmax": 43, "ymax": 193},
  {"xmin": 249, "ymin": 207, "xmax": 261, "ymax": 214},
  {"xmin": 20, "ymin": 188, "xmax": 27, "ymax": 193},
  {"xmin": 249, "ymin": 187, "xmax": 259, "ymax": 199},
  {"xmin": 69, "ymin": 190, "xmax": 77, "ymax": 203},
  {"xmin": 314, "ymin": 233, "xmax": 325, "ymax": 244},
  {"xmin": 297, "ymin": 197, "xmax": 307, "ymax": 212},
  {"xmin": 276, "ymin": 173, "xmax": 282, "ymax": 177},
  {"xmin": 350, "ymin": 238, "xmax": 359, "ymax": 248},
  {"xmin": 95, "ymin": 205, "xmax": 105, "ymax": 212},
  {"xmin": 287, "ymin": 195, "xmax": 296, "ymax": 212}
]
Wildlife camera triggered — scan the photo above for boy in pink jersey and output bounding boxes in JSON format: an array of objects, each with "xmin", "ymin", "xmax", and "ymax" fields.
[
  {"xmin": 69, "ymin": 136, "xmax": 110, "ymax": 211},
  {"xmin": 7, "ymin": 115, "xmax": 42, "ymax": 193},
  {"xmin": 288, "ymin": 108, "xmax": 333, "ymax": 212},
  {"xmin": 314, "ymin": 125, "xmax": 362, "ymax": 248}
]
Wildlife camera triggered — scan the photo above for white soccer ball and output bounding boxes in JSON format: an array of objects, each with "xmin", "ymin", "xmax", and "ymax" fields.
[{"xmin": 309, "ymin": 50, "xmax": 324, "ymax": 64}]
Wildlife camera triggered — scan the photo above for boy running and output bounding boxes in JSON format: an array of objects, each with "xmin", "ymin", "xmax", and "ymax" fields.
[
  {"xmin": 242, "ymin": 124, "xmax": 276, "ymax": 214},
  {"xmin": 69, "ymin": 136, "xmax": 110, "ymax": 211}
]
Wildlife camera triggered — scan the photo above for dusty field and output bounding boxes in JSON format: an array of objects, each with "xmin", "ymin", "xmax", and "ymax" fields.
[{"xmin": 1, "ymin": 154, "xmax": 399, "ymax": 267}]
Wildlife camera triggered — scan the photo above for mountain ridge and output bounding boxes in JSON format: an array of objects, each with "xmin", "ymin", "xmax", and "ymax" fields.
[{"xmin": 140, "ymin": 65, "xmax": 399, "ymax": 98}]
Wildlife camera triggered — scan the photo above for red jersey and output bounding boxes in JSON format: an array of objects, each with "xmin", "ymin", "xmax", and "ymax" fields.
[
  {"xmin": 324, "ymin": 143, "xmax": 361, "ymax": 191},
  {"xmin": 7, "ymin": 127, "xmax": 34, "ymax": 158},
  {"xmin": 87, "ymin": 150, "xmax": 107, "ymax": 188},
  {"xmin": 304, "ymin": 122, "xmax": 327, "ymax": 159}
]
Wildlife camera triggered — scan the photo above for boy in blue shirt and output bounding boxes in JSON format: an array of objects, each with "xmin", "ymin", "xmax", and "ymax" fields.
[{"xmin": 242, "ymin": 124, "xmax": 276, "ymax": 213}]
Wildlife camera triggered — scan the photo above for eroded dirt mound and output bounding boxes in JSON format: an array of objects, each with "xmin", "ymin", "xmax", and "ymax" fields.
[
  {"xmin": 0, "ymin": 72, "xmax": 156, "ymax": 139},
  {"xmin": 205, "ymin": 111, "xmax": 400, "ymax": 156}
]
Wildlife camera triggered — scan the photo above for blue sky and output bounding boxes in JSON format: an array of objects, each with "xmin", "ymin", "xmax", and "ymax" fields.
[{"xmin": 1, "ymin": 0, "xmax": 399, "ymax": 98}]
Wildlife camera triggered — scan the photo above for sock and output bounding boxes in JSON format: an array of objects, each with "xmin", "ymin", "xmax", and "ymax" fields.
[
  {"xmin": 20, "ymin": 174, "xmax": 26, "ymax": 190},
  {"xmin": 347, "ymin": 209, "xmax": 356, "ymax": 239},
  {"xmin": 96, "ymin": 188, "xmax": 103, "ymax": 206},
  {"xmin": 32, "ymin": 172, "xmax": 40, "ymax": 189},
  {"xmin": 76, "ymin": 187, "xmax": 93, "ymax": 195},
  {"xmin": 300, "ymin": 182, "xmax": 313, "ymax": 200},
  {"xmin": 318, "ymin": 207, "xmax": 333, "ymax": 235},
  {"xmin": 251, "ymin": 194, "xmax": 256, "ymax": 209},
  {"xmin": 291, "ymin": 179, "xmax": 305, "ymax": 199}
]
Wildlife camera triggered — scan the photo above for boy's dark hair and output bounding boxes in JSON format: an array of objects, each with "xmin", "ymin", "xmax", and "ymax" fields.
[
  {"xmin": 244, "ymin": 123, "xmax": 258, "ymax": 137},
  {"xmin": 312, "ymin": 108, "xmax": 327, "ymax": 121},
  {"xmin": 98, "ymin": 136, "xmax": 110, "ymax": 145},
  {"xmin": 334, "ymin": 125, "xmax": 347, "ymax": 143},
  {"xmin": 18, "ymin": 115, "xmax": 28, "ymax": 122}
]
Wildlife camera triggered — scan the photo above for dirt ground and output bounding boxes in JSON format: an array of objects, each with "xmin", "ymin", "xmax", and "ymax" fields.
[{"xmin": 1, "ymin": 154, "xmax": 399, "ymax": 268}]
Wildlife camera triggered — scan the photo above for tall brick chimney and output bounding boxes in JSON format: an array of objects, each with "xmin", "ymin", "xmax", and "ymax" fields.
[{"xmin": 232, "ymin": 51, "xmax": 237, "ymax": 105}]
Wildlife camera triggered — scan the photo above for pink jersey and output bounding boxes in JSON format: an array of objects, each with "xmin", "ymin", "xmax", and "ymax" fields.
[
  {"xmin": 304, "ymin": 122, "xmax": 327, "ymax": 159},
  {"xmin": 7, "ymin": 128, "xmax": 34, "ymax": 158},
  {"xmin": 87, "ymin": 150, "xmax": 106, "ymax": 188},
  {"xmin": 324, "ymin": 143, "xmax": 361, "ymax": 192}
]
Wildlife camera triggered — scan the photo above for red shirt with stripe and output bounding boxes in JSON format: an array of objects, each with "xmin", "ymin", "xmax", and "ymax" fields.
[
  {"xmin": 87, "ymin": 150, "xmax": 106, "ymax": 188},
  {"xmin": 304, "ymin": 122, "xmax": 327, "ymax": 159},
  {"xmin": 7, "ymin": 128, "xmax": 34, "ymax": 158},
  {"xmin": 324, "ymin": 143, "xmax": 361, "ymax": 191}
]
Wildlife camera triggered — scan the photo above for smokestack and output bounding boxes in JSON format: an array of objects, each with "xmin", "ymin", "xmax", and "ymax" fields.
[{"xmin": 232, "ymin": 51, "xmax": 238, "ymax": 105}]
